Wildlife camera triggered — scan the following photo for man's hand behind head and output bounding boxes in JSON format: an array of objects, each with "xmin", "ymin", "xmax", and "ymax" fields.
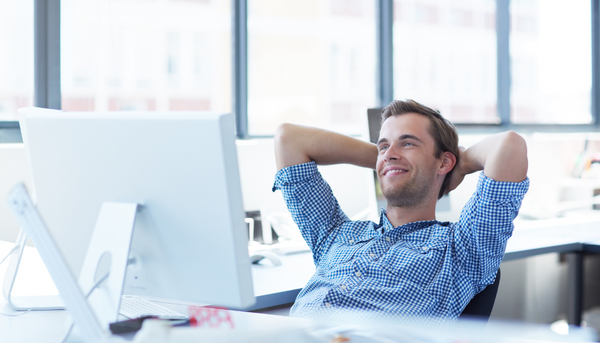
[
  {"xmin": 446, "ymin": 147, "xmax": 468, "ymax": 194},
  {"xmin": 445, "ymin": 131, "xmax": 528, "ymax": 192}
]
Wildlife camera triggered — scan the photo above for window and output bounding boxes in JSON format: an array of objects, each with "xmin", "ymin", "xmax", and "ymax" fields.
[
  {"xmin": 0, "ymin": 0, "xmax": 34, "ymax": 120},
  {"xmin": 6, "ymin": 0, "xmax": 599, "ymax": 139},
  {"xmin": 393, "ymin": 0, "xmax": 498, "ymax": 124},
  {"xmin": 510, "ymin": 0, "xmax": 592, "ymax": 124},
  {"xmin": 61, "ymin": 0, "xmax": 232, "ymax": 113},
  {"xmin": 247, "ymin": 0, "xmax": 377, "ymax": 136}
]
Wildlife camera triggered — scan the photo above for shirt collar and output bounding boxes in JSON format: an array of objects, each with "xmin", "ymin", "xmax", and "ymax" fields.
[{"xmin": 378, "ymin": 208, "xmax": 446, "ymax": 236}]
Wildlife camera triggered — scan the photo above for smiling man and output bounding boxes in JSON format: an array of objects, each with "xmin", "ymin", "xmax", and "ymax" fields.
[{"xmin": 272, "ymin": 99, "xmax": 529, "ymax": 323}]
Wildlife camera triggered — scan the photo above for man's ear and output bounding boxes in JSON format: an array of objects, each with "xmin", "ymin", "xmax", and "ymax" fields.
[{"xmin": 438, "ymin": 152, "xmax": 457, "ymax": 176}]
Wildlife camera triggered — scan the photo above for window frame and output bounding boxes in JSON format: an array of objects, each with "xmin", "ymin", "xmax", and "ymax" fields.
[{"xmin": 2, "ymin": 0, "xmax": 597, "ymax": 143}]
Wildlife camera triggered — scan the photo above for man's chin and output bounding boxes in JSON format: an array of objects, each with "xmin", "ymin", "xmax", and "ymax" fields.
[
  {"xmin": 380, "ymin": 183, "xmax": 405, "ymax": 198},
  {"xmin": 381, "ymin": 184, "xmax": 430, "ymax": 208},
  {"xmin": 381, "ymin": 187, "xmax": 406, "ymax": 206}
]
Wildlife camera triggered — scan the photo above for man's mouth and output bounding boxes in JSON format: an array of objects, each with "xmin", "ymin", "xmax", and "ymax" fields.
[{"xmin": 383, "ymin": 167, "xmax": 408, "ymax": 176}]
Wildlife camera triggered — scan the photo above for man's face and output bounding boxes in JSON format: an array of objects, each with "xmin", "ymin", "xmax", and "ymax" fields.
[{"xmin": 376, "ymin": 113, "xmax": 442, "ymax": 207}]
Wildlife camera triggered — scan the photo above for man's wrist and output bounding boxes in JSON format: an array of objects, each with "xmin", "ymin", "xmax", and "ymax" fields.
[{"xmin": 459, "ymin": 150, "xmax": 484, "ymax": 176}]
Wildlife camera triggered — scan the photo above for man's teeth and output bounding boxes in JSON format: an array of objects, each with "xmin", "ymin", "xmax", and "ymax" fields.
[{"xmin": 386, "ymin": 169, "xmax": 406, "ymax": 174}]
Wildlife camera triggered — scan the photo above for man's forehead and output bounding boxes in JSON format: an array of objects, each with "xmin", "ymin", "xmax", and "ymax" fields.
[{"xmin": 378, "ymin": 113, "xmax": 432, "ymax": 141}]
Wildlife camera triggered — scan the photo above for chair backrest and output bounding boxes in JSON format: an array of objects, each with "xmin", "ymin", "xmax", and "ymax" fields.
[{"xmin": 458, "ymin": 269, "xmax": 501, "ymax": 321}]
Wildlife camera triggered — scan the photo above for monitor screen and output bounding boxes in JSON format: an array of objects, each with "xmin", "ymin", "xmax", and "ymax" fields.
[{"xmin": 18, "ymin": 108, "xmax": 255, "ymax": 309}]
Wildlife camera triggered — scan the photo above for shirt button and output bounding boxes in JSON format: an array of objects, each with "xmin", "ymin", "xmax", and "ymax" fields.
[
  {"xmin": 349, "ymin": 239, "xmax": 355, "ymax": 244},
  {"xmin": 325, "ymin": 302, "xmax": 332, "ymax": 308},
  {"xmin": 386, "ymin": 237, "xmax": 391, "ymax": 242},
  {"xmin": 355, "ymin": 272, "xmax": 362, "ymax": 277},
  {"xmin": 422, "ymin": 247, "xmax": 429, "ymax": 253},
  {"xmin": 369, "ymin": 253, "xmax": 375, "ymax": 258},
  {"xmin": 340, "ymin": 285, "xmax": 347, "ymax": 290}
]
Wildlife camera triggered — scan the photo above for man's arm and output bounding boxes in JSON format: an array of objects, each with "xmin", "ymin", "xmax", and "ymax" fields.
[
  {"xmin": 450, "ymin": 131, "xmax": 529, "ymax": 289},
  {"xmin": 274, "ymin": 123, "xmax": 378, "ymax": 171},
  {"xmin": 273, "ymin": 124, "xmax": 375, "ymax": 262},
  {"xmin": 448, "ymin": 131, "xmax": 528, "ymax": 191}
]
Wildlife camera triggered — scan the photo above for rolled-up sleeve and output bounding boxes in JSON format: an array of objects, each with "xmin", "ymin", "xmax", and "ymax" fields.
[
  {"xmin": 273, "ymin": 162, "xmax": 349, "ymax": 263},
  {"xmin": 452, "ymin": 173, "xmax": 529, "ymax": 291}
]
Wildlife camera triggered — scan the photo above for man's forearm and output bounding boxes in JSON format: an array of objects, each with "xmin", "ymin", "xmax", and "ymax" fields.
[
  {"xmin": 274, "ymin": 123, "xmax": 377, "ymax": 171},
  {"xmin": 460, "ymin": 131, "xmax": 528, "ymax": 182}
]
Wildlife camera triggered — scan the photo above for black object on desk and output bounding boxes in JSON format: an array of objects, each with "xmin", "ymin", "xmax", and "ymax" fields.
[
  {"xmin": 110, "ymin": 316, "xmax": 157, "ymax": 334},
  {"xmin": 110, "ymin": 316, "xmax": 189, "ymax": 334}
]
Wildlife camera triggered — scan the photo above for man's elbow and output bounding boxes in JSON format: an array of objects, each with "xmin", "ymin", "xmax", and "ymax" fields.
[
  {"xmin": 503, "ymin": 130, "xmax": 525, "ymax": 145},
  {"xmin": 274, "ymin": 123, "xmax": 300, "ymax": 159},
  {"xmin": 502, "ymin": 131, "xmax": 527, "ymax": 158},
  {"xmin": 500, "ymin": 131, "xmax": 528, "ymax": 180},
  {"xmin": 275, "ymin": 123, "xmax": 295, "ymax": 149},
  {"xmin": 274, "ymin": 123, "xmax": 310, "ymax": 170}
]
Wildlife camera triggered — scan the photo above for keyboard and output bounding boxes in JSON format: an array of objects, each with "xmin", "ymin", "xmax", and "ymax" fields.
[{"xmin": 119, "ymin": 295, "xmax": 188, "ymax": 320}]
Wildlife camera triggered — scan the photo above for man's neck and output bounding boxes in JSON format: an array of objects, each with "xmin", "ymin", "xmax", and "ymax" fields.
[{"xmin": 385, "ymin": 201, "xmax": 437, "ymax": 228}]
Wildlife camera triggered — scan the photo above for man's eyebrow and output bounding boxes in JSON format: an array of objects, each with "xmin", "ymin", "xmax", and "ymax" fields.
[
  {"xmin": 399, "ymin": 134, "xmax": 423, "ymax": 143},
  {"xmin": 377, "ymin": 134, "xmax": 423, "ymax": 146}
]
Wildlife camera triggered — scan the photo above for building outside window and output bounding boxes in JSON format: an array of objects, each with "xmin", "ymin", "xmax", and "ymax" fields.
[
  {"xmin": 393, "ymin": 0, "xmax": 499, "ymax": 124},
  {"xmin": 510, "ymin": 0, "xmax": 592, "ymax": 124},
  {"xmin": 61, "ymin": 0, "xmax": 232, "ymax": 113},
  {"xmin": 0, "ymin": 0, "xmax": 34, "ymax": 121},
  {"xmin": 0, "ymin": 0, "xmax": 596, "ymax": 130},
  {"xmin": 247, "ymin": 0, "xmax": 377, "ymax": 136}
]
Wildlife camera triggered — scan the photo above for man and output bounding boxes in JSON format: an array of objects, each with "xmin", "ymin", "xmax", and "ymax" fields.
[{"xmin": 272, "ymin": 99, "xmax": 529, "ymax": 323}]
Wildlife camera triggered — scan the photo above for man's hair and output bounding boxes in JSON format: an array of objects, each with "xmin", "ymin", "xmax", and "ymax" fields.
[{"xmin": 380, "ymin": 99, "xmax": 459, "ymax": 199}]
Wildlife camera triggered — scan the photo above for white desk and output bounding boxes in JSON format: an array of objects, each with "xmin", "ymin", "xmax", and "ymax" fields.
[
  {"xmin": 1, "ymin": 287, "xmax": 597, "ymax": 343},
  {"xmin": 0, "ymin": 238, "xmax": 313, "ymax": 312},
  {"xmin": 0, "ymin": 299, "xmax": 314, "ymax": 343},
  {"xmin": 2, "ymin": 217, "xmax": 600, "ymax": 342},
  {"xmin": 0, "ymin": 240, "xmax": 313, "ymax": 342},
  {"xmin": 506, "ymin": 217, "xmax": 600, "ymax": 261},
  {"xmin": 1, "ymin": 301, "xmax": 597, "ymax": 343},
  {"xmin": 247, "ymin": 252, "xmax": 314, "ymax": 311},
  {"xmin": 506, "ymin": 217, "xmax": 600, "ymax": 326},
  {"xmin": 6, "ymin": 218, "xmax": 598, "ymax": 313}
]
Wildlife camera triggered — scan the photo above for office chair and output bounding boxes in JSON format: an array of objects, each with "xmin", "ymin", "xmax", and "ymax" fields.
[{"xmin": 458, "ymin": 269, "xmax": 501, "ymax": 321}]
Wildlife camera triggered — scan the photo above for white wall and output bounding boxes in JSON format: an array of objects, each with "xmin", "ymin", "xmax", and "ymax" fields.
[{"xmin": 236, "ymin": 138, "xmax": 379, "ymax": 222}]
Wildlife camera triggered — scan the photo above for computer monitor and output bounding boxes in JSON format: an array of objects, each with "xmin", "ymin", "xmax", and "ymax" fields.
[{"xmin": 18, "ymin": 108, "xmax": 255, "ymax": 309}]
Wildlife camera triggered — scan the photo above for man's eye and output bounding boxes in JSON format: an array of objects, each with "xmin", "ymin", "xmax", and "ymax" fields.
[
  {"xmin": 379, "ymin": 145, "xmax": 389, "ymax": 151},
  {"xmin": 403, "ymin": 142, "xmax": 415, "ymax": 147}
]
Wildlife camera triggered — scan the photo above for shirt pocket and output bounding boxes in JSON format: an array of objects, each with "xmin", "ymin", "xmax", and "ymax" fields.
[
  {"xmin": 321, "ymin": 237, "xmax": 371, "ymax": 269},
  {"xmin": 405, "ymin": 238, "xmax": 448, "ymax": 255},
  {"xmin": 379, "ymin": 238, "xmax": 449, "ymax": 286}
]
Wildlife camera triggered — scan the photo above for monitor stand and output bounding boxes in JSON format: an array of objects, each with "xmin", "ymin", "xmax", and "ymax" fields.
[
  {"xmin": 2, "ymin": 202, "xmax": 138, "ymax": 321},
  {"xmin": 78, "ymin": 201, "xmax": 138, "ymax": 329},
  {"xmin": 7, "ymin": 183, "xmax": 139, "ymax": 342},
  {"xmin": 2, "ymin": 228, "xmax": 65, "ymax": 310}
]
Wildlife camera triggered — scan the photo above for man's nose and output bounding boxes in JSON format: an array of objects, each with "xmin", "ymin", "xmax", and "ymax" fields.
[{"xmin": 383, "ymin": 145, "xmax": 400, "ymax": 162}]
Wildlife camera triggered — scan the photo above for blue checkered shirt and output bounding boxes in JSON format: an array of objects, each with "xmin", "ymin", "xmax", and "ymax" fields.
[{"xmin": 272, "ymin": 161, "xmax": 529, "ymax": 323}]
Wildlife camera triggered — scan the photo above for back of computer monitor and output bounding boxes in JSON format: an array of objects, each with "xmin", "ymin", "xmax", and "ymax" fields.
[
  {"xmin": 18, "ymin": 108, "xmax": 255, "ymax": 309},
  {"xmin": 367, "ymin": 107, "xmax": 383, "ymax": 144}
]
